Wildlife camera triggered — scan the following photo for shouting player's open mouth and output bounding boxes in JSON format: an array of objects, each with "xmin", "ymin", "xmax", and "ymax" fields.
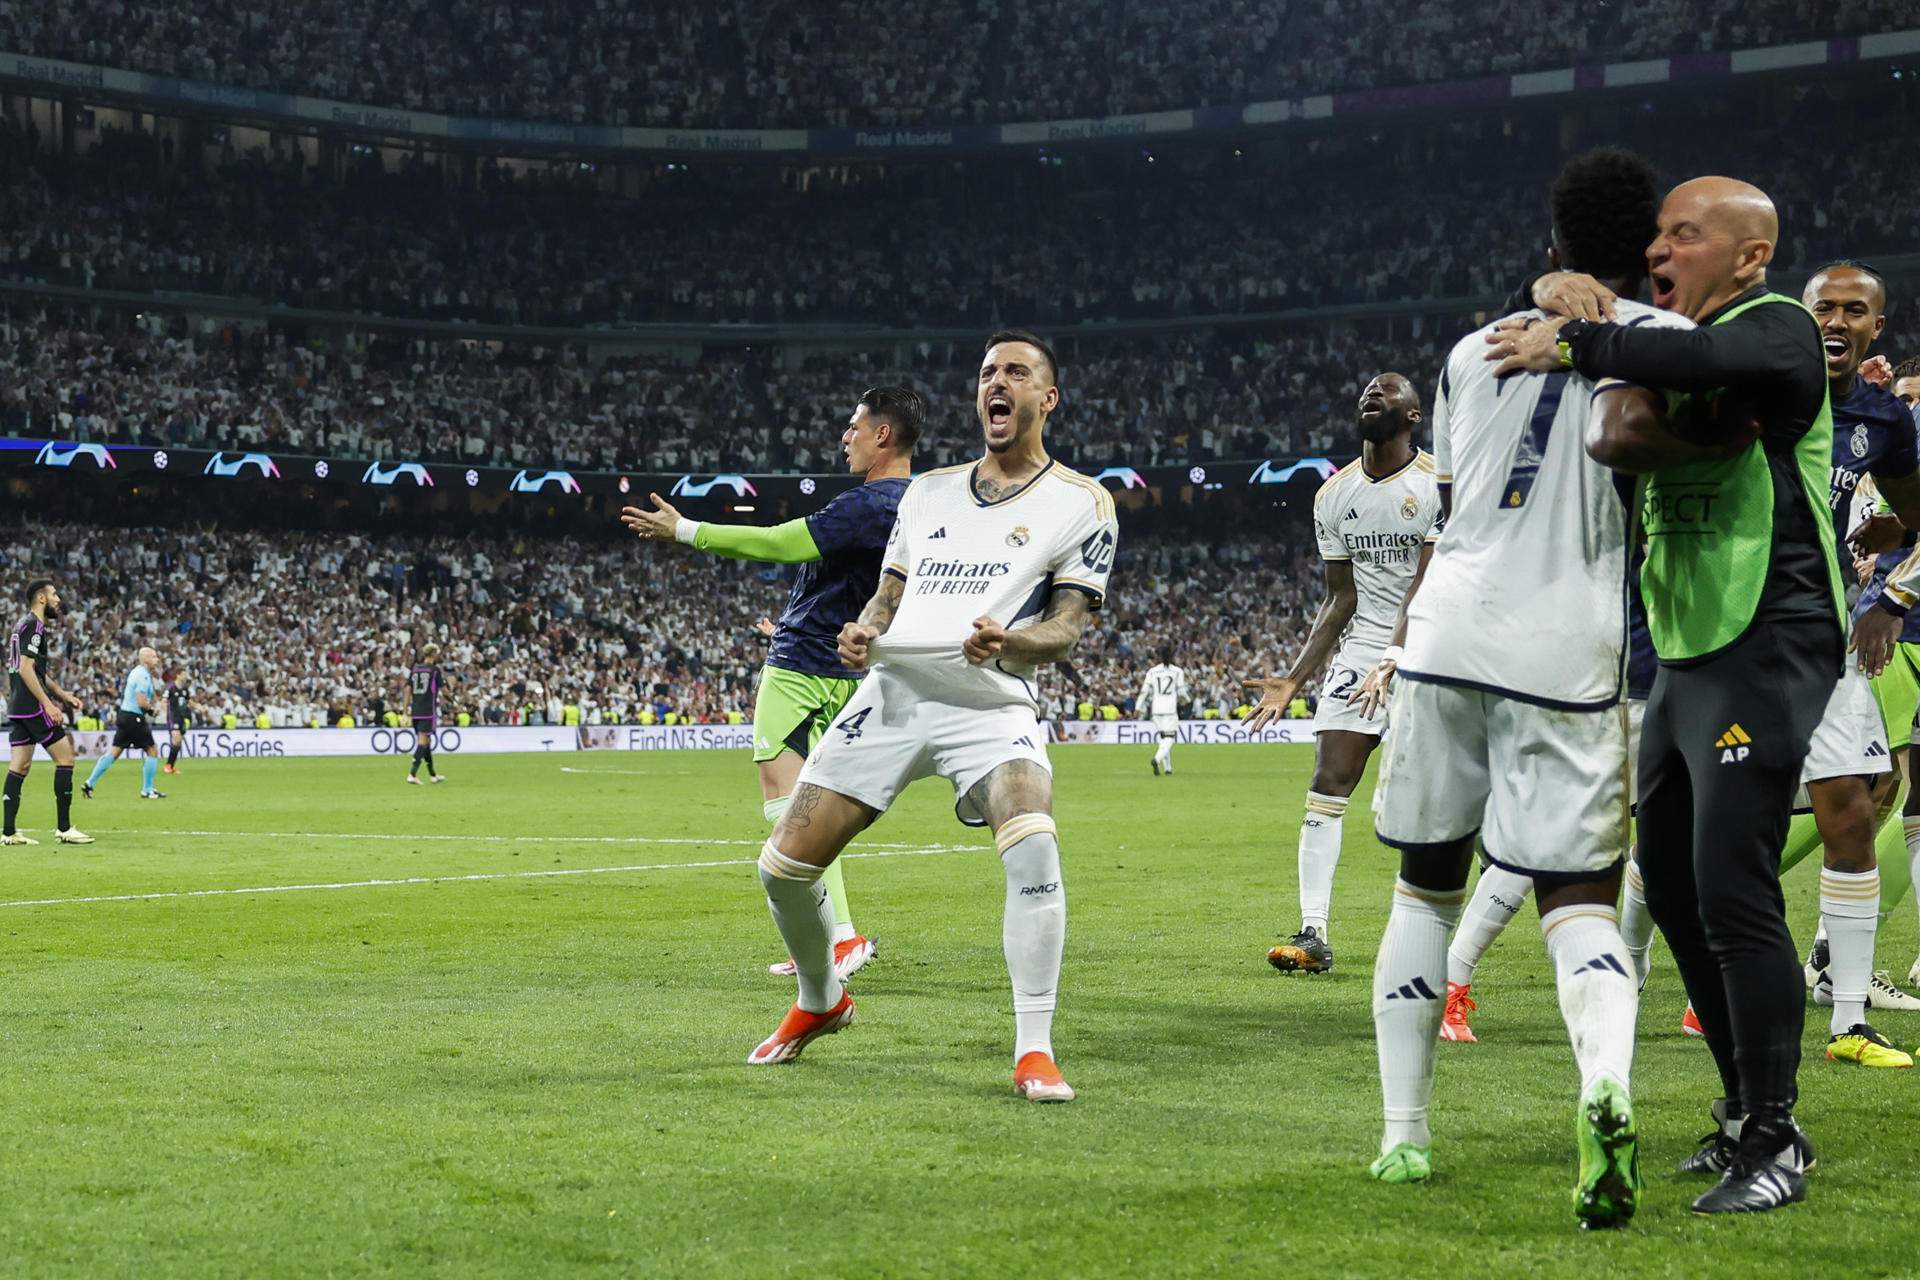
[
  {"xmin": 1822, "ymin": 336, "xmax": 1852, "ymax": 373},
  {"xmin": 986, "ymin": 394, "xmax": 1013, "ymax": 436}
]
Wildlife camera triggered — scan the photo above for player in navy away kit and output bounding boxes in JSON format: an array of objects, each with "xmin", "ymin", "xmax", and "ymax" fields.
[
  {"xmin": 623, "ymin": 385, "xmax": 919, "ymax": 980},
  {"xmin": 406, "ymin": 644, "xmax": 446, "ymax": 785},
  {"xmin": 5, "ymin": 579, "xmax": 93, "ymax": 845}
]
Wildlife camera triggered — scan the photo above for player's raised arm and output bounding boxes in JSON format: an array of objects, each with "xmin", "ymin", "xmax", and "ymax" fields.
[
  {"xmin": 623, "ymin": 493, "xmax": 824, "ymax": 565},
  {"xmin": 1245, "ymin": 559, "xmax": 1356, "ymax": 731}
]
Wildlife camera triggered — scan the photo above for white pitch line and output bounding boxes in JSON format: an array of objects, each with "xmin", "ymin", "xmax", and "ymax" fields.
[
  {"xmin": 557, "ymin": 766, "xmax": 686, "ymax": 776},
  {"xmin": 0, "ymin": 844, "xmax": 976, "ymax": 910},
  {"xmin": 126, "ymin": 828, "xmax": 947, "ymax": 850}
]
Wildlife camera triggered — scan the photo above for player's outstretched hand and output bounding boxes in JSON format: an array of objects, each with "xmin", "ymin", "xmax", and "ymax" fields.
[
  {"xmin": 754, "ymin": 617, "xmax": 776, "ymax": 638},
  {"xmin": 963, "ymin": 616, "xmax": 1006, "ymax": 665},
  {"xmin": 838, "ymin": 622, "xmax": 879, "ymax": 671},
  {"xmin": 1351, "ymin": 659, "xmax": 1395, "ymax": 720},
  {"xmin": 1849, "ymin": 511, "xmax": 1907, "ymax": 556},
  {"xmin": 1861, "ymin": 354, "xmax": 1894, "ymax": 389},
  {"xmin": 1853, "ymin": 605, "xmax": 1901, "ymax": 678},
  {"xmin": 1485, "ymin": 314, "xmax": 1570, "ymax": 378},
  {"xmin": 620, "ymin": 494, "xmax": 683, "ymax": 541},
  {"xmin": 1243, "ymin": 676, "xmax": 1298, "ymax": 732},
  {"xmin": 1531, "ymin": 271, "xmax": 1617, "ymax": 323}
]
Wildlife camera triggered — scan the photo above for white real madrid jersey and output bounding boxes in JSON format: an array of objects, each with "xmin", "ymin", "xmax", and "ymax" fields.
[
  {"xmin": 870, "ymin": 459, "xmax": 1118, "ymax": 711},
  {"xmin": 1137, "ymin": 663, "xmax": 1188, "ymax": 717},
  {"xmin": 1400, "ymin": 299, "xmax": 1695, "ymax": 707},
  {"xmin": 1313, "ymin": 450, "xmax": 1445, "ymax": 660}
]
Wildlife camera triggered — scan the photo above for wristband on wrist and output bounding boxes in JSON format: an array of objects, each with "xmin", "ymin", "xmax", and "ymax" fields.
[{"xmin": 673, "ymin": 518, "xmax": 701, "ymax": 545}]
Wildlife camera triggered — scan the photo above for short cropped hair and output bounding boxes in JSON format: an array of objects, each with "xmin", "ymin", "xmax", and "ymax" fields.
[
  {"xmin": 859, "ymin": 385, "xmax": 925, "ymax": 451},
  {"xmin": 1550, "ymin": 147, "xmax": 1660, "ymax": 282},
  {"xmin": 985, "ymin": 328, "xmax": 1060, "ymax": 386}
]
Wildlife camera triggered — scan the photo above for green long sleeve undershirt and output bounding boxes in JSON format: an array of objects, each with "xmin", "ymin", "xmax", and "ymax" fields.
[{"xmin": 692, "ymin": 517, "xmax": 821, "ymax": 564}]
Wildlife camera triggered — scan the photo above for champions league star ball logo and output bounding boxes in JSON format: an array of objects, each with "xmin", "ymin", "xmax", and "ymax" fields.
[
  {"xmin": 1007, "ymin": 526, "xmax": 1031, "ymax": 547},
  {"xmin": 1851, "ymin": 426, "xmax": 1869, "ymax": 459},
  {"xmin": 153, "ymin": 451, "xmax": 169, "ymax": 471},
  {"xmin": 800, "ymin": 478, "xmax": 817, "ymax": 495},
  {"xmin": 1401, "ymin": 495, "xmax": 1419, "ymax": 520},
  {"xmin": 466, "ymin": 470, "xmax": 481, "ymax": 488},
  {"xmin": 313, "ymin": 460, "xmax": 329, "ymax": 479}
]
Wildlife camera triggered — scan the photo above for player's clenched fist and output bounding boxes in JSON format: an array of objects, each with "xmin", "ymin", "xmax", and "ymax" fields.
[
  {"xmin": 963, "ymin": 616, "xmax": 1007, "ymax": 665},
  {"xmin": 838, "ymin": 622, "xmax": 879, "ymax": 670}
]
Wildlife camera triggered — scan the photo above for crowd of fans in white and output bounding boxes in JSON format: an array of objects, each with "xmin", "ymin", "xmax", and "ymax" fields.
[
  {"xmin": 1, "ymin": 0, "xmax": 1901, "ymax": 128},
  {"xmin": 0, "ymin": 310, "xmax": 1450, "ymax": 472},
  {"xmin": 6, "ymin": 523, "xmax": 1316, "ymax": 730}
]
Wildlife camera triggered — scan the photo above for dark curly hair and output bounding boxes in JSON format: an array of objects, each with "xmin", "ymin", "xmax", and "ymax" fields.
[{"xmin": 1550, "ymin": 147, "xmax": 1660, "ymax": 283}]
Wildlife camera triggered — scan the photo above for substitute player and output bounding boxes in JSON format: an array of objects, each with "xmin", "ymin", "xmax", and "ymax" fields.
[
  {"xmin": 4, "ymin": 579, "xmax": 92, "ymax": 845},
  {"xmin": 1492, "ymin": 176, "xmax": 1840, "ymax": 1214},
  {"xmin": 1246, "ymin": 373, "xmax": 1441, "ymax": 974},
  {"xmin": 405, "ymin": 644, "xmax": 447, "ymax": 785},
  {"xmin": 162, "ymin": 665, "xmax": 192, "ymax": 774},
  {"xmin": 1364, "ymin": 147, "xmax": 1687, "ymax": 1226},
  {"xmin": 623, "ymin": 385, "xmax": 920, "ymax": 981},
  {"xmin": 745, "ymin": 331, "xmax": 1116, "ymax": 1104},
  {"xmin": 82, "ymin": 645, "xmax": 166, "ymax": 800},
  {"xmin": 1136, "ymin": 646, "xmax": 1188, "ymax": 775}
]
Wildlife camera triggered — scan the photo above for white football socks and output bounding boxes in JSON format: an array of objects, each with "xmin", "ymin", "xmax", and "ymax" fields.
[
  {"xmin": 766, "ymin": 794, "xmax": 855, "ymax": 942},
  {"xmin": 1618, "ymin": 855, "xmax": 1654, "ymax": 989},
  {"xmin": 1154, "ymin": 737, "xmax": 1173, "ymax": 772},
  {"xmin": 1820, "ymin": 867, "xmax": 1880, "ymax": 1035},
  {"xmin": 758, "ymin": 842, "xmax": 842, "ymax": 1013},
  {"xmin": 1373, "ymin": 878, "xmax": 1466, "ymax": 1153},
  {"xmin": 1541, "ymin": 904, "xmax": 1637, "ymax": 1095},
  {"xmin": 1298, "ymin": 791, "xmax": 1349, "ymax": 938},
  {"xmin": 1445, "ymin": 863, "xmax": 1531, "ymax": 987},
  {"xmin": 999, "ymin": 814, "xmax": 1066, "ymax": 1063}
]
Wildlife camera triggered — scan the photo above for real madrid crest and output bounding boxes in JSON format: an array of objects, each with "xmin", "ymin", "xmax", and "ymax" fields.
[
  {"xmin": 1851, "ymin": 425, "xmax": 1869, "ymax": 459},
  {"xmin": 1007, "ymin": 526, "xmax": 1031, "ymax": 547},
  {"xmin": 1400, "ymin": 495, "xmax": 1419, "ymax": 520}
]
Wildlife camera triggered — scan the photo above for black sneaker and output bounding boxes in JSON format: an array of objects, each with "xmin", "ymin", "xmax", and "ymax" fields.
[
  {"xmin": 1691, "ymin": 1114, "xmax": 1811, "ymax": 1215},
  {"xmin": 1267, "ymin": 926, "xmax": 1334, "ymax": 974},
  {"xmin": 1678, "ymin": 1100, "xmax": 1817, "ymax": 1177},
  {"xmin": 81, "ymin": 781, "xmax": 94, "ymax": 800}
]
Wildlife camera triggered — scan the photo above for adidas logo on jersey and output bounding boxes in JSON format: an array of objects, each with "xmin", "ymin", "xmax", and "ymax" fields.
[
  {"xmin": 1715, "ymin": 723, "xmax": 1752, "ymax": 763},
  {"xmin": 1345, "ymin": 508, "xmax": 1360, "ymax": 521},
  {"xmin": 929, "ymin": 527, "xmax": 947, "ymax": 539},
  {"xmin": 1384, "ymin": 976, "xmax": 1440, "ymax": 1001}
]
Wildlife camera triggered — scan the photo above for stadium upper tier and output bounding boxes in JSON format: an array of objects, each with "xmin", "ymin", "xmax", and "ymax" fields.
[
  {"xmin": 0, "ymin": 0, "xmax": 1901, "ymax": 130},
  {"xmin": 0, "ymin": 310, "xmax": 1448, "ymax": 474},
  {"xmin": 4, "ymin": 77, "xmax": 1916, "ymax": 332},
  {"xmin": 14, "ymin": 521, "xmax": 1315, "ymax": 729}
]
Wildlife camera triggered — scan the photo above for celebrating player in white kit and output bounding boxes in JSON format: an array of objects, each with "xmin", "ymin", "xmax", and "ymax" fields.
[
  {"xmin": 746, "ymin": 329, "xmax": 1119, "ymax": 1104},
  {"xmin": 1137, "ymin": 647, "xmax": 1189, "ymax": 775},
  {"xmin": 1246, "ymin": 374, "xmax": 1442, "ymax": 974},
  {"xmin": 1364, "ymin": 148, "xmax": 1698, "ymax": 1227}
]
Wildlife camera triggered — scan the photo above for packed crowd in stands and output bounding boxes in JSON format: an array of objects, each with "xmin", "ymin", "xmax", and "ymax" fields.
[
  {"xmin": 7, "ymin": 523, "xmax": 1319, "ymax": 730},
  {"xmin": 0, "ymin": 309, "xmax": 1464, "ymax": 471},
  {"xmin": 8, "ymin": 82, "xmax": 1919, "ymax": 332},
  {"xmin": 1, "ymin": 0, "xmax": 1902, "ymax": 128}
]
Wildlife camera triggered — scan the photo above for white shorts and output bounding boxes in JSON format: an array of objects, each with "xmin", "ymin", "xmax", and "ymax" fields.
[
  {"xmin": 1793, "ymin": 664, "xmax": 1890, "ymax": 807},
  {"xmin": 1315, "ymin": 648, "xmax": 1388, "ymax": 739},
  {"xmin": 1151, "ymin": 712, "xmax": 1178, "ymax": 737},
  {"xmin": 1373, "ymin": 677, "xmax": 1630, "ymax": 879},
  {"xmin": 794, "ymin": 667, "xmax": 1051, "ymax": 827}
]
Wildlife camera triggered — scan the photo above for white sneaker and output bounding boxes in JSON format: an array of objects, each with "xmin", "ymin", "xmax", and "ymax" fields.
[
  {"xmin": 1869, "ymin": 971, "xmax": 1920, "ymax": 1012},
  {"xmin": 430, "ymin": 775, "xmax": 446, "ymax": 784},
  {"xmin": 405, "ymin": 775, "xmax": 422, "ymax": 786},
  {"xmin": 56, "ymin": 828, "xmax": 95, "ymax": 845},
  {"xmin": 1910, "ymin": 955, "xmax": 1920, "ymax": 990},
  {"xmin": 0, "ymin": 832, "xmax": 39, "ymax": 846}
]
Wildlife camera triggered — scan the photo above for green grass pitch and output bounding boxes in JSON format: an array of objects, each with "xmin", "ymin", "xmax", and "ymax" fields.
[{"xmin": 3, "ymin": 745, "xmax": 1917, "ymax": 1277}]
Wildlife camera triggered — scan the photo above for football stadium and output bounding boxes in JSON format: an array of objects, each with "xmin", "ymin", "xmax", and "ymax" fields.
[{"xmin": 5, "ymin": 4, "xmax": 1920, "ymax": 1274}]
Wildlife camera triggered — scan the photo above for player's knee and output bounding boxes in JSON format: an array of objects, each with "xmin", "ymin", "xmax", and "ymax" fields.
[
  {"xmin": 1392, "ymin": 836, "xmax": 1473, "ymax": 892},
  {"xmin": 996, "ymin": 814, "xmax": 1062, "ymax": 898}
]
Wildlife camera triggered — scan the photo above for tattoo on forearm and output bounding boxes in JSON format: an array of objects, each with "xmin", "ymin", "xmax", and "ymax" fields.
[
  {"xmin": 1002, "ymin": 590, "xmax": 1092, "ymax": 662},
  {"xmin": 859, "ymin": 575, "xmax": 905, "ymax": 630}
]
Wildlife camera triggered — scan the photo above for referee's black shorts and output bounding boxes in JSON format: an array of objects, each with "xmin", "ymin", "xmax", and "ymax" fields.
[{"xmin": 113, "ymin": 711, "xmax": 157, "ymax": 752}]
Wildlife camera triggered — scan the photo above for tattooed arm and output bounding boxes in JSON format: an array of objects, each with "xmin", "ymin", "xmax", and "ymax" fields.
[
  {"xmin": 964, "ymin": 587, "xmax": 1094, "ymax": 666},
  {"xmin": 837, "ymin": 573, "xmax": 906, "ymax": 671}
]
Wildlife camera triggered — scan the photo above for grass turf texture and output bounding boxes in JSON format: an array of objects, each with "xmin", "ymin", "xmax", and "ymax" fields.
[{"xmin": 3, "ymin": 746, "xmax": 1918, "ymax": 1278}]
